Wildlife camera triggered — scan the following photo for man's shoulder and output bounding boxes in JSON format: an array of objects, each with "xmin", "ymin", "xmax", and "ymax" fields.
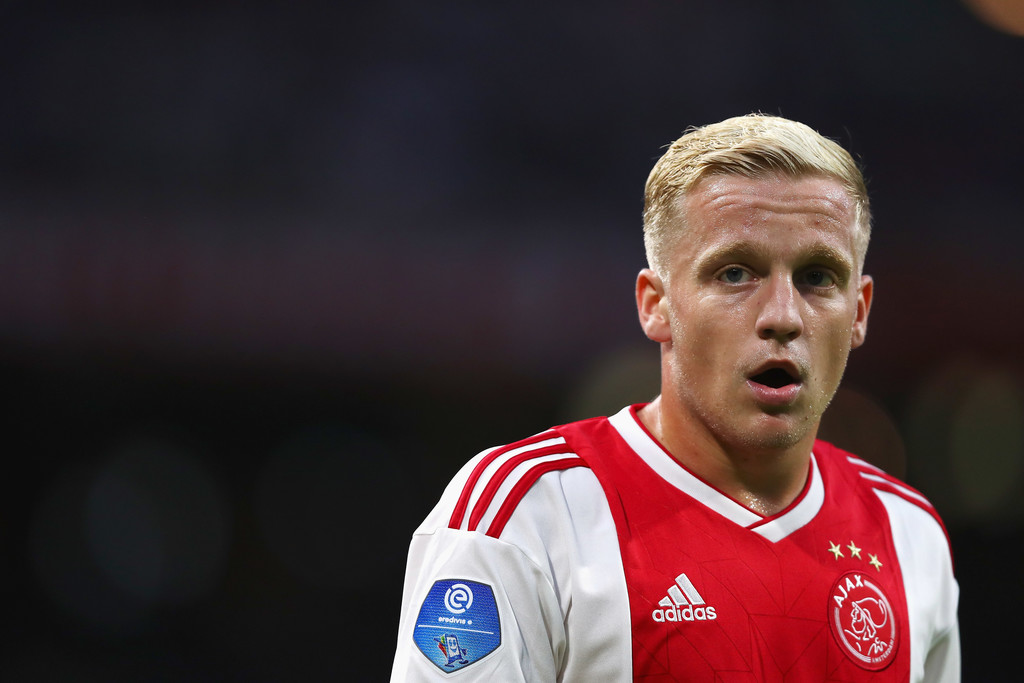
[
  {"xmin": 814, "ymin": 439, "xmax": 929, "ymax": 504},
  {"xmin": 814, "ymin": 439, "xmax": 950, "ymax": 541},
  {"xmin": 422, "ymin": 420, "xmax": 609, "ymax": 540}
]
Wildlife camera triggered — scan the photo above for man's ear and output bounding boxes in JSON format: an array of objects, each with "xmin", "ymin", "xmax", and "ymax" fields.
[
  {"xmin": 637, "ymin": 268, "xmax": 671, "ymax": 343},
  {"xmin": 850, "ymin": 274, "xmax": 873, "ymax": 349}
]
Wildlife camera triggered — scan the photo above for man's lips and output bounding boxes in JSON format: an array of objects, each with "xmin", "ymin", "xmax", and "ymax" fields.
[{"xmin": 746, "ymin": 361, "xmax": 803, "ymax": 405}]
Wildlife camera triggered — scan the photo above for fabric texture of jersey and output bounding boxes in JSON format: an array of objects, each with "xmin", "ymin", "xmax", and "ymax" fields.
[{"xmin": 391, "ymin": 405, "xmax": 959, "ymax": 682}]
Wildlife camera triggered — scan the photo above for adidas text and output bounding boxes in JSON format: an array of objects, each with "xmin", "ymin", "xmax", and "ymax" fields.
[
  {"xmin": 652, "ymin": 573, "xmax": 718, "ymax": 622},
  {"xmin": 652, "ymin": 605, "xmax": 717, "ymax": 622}
]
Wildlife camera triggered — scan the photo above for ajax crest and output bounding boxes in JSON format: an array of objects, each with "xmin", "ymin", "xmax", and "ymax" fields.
[{"xmin": 828, "ymin": 571, "xmax": 898, "ymax": 670}]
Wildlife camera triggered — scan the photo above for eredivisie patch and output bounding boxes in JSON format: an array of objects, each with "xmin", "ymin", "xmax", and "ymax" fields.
[
  {"xmin": 412, "ymin": 579, "xmax": 501, "ymax": 673},
  {"xmin": 828, "ymin": 571, "xmax": 898, "ymax": 670}
]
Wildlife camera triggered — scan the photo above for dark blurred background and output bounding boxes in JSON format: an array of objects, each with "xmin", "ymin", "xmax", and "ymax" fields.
[{"xmin": 1, "ymin": 0, "xmax": 1022, "ymax": 680}]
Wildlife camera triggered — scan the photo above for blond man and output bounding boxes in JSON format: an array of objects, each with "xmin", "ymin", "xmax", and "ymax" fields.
[{"xmin": 392, "ymin": 114, "xmax": 959, "ymax": 682}]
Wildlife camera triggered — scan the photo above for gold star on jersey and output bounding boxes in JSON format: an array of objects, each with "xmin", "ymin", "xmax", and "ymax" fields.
[{"xmin": 827, "ymin": 540, "xmax": 883, "ymax": 569}]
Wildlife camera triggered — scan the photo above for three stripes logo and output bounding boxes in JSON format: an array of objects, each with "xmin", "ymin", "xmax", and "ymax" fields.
[{"xmin": 652, "ymin": 573, "xmax": 718, "ymax": 623}]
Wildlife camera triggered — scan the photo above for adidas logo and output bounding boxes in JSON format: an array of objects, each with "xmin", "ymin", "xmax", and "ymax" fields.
[{"xmin": 651, "ymin": 573, "xmax": 718, "ymax": 623}]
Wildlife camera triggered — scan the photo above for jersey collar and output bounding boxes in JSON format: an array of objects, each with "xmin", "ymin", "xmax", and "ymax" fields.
[{"xmin": 607, "ymin": 405, "xmax": 824, "ymax": 542}]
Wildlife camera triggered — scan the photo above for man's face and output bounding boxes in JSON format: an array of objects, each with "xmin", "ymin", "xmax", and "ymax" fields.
[{"xmin": 639, "ymin": 173, "xmax": 873, "ymax": 454}]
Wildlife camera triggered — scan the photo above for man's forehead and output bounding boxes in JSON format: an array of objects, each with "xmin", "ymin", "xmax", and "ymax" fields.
[
  {"xmin": 665, "ymin": 173, "xmax": 866, "ymax": 271},
  {"xmin": 670, "ymin": 173, "xmax": 863, "ymax": 251},
  {"xmin": 687, "ymin": 173, "xmax": 856, "ymax": 220}
]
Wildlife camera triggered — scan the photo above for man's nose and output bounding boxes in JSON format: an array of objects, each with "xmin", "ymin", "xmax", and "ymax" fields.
[{"xmin": 754, "ymin": 275, "xmax": 803, "ymax": 342}]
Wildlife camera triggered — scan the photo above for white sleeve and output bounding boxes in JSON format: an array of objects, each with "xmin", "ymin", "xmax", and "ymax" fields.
[
  {"xmin": 390, "ymin": 454, "xmax": 631, "ymax": 682},
  {"xmin": 923, "ymin": 620, "xmax": 960, "ymax": 683},
  {"xmin": 390, "ymin": 527, "xmax": 565, "ymax": 682},
  {"xmin": 877, "ymin": 491, "xmax": 960, "ymax": 683}
]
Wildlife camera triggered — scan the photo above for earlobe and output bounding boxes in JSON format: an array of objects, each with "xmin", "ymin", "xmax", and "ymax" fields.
[
  {"xmin": 637, "ymin": 268, "xmax": 672, "ymax": 343},
  {"xmin": 850, "ymin": 275, "xmax": 873, "ymax": 349}
]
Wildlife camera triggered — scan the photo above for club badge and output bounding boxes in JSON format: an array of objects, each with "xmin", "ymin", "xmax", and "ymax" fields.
[{"xmin": 828, "ymin": 570, "xmax": 898, "ymax": 670}]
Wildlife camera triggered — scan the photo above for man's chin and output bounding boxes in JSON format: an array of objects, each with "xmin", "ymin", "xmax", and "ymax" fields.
[{"xmin": 732, "ymin": 414, "xmax": 817, "ymax": 453}]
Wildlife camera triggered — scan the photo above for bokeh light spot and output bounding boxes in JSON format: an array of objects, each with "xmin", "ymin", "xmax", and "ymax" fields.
[
  {"xmin": 818, "ymin": 387, "xmax": 907, "ymax": 479},
  {"xmin": 963, "ymin": 0, "xmax": 1024, "ymax": 36},
  {"xmin": 562, "ymin": 344, "xmax": 661, "ymax": 422},
  {"xmin": 905, "ymin": 359, "xmax": 1024, "ymax": 524},
  {"xmin": 949, "ymin": 373, "xmax": 1024, "ymax": 517},
  {"xmin": 86, "ymin": 439, "xmax": 230, "ymax": 605}
]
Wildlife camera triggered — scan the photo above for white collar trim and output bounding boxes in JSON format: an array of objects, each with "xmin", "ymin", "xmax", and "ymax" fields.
[{"xmin": 607, "ymin": 405, "xmax": 823, "ymax": 542}]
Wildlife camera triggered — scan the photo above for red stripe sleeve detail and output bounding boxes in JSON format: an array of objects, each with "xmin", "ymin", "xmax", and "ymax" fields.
[
  {"xmin": 870, "ymin": 479, "xmax": 953, "ymax": 556},
  {"xmin": 485, "ymin": 457, "xmax": 587, "ymax": 539},
  {"xmin": 448, "ymin": 431, "xmax": 558, "ymax": 530},
  {"xmin": 859, "ymin": 470, "xmax": 937, "ymax": 513},
  {"xmin": 466, "ymin": 445, "xmax": 576, "ymax": 532}
]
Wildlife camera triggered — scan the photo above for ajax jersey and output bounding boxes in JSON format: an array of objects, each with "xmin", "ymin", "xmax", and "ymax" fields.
[{"xmin": 391, "ymin": 405, "xmax": 959, "ymax": 681}]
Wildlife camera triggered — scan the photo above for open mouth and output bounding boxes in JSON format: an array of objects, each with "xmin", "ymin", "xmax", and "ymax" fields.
[{"xmin": 749, "ymin": 367, "xmax": 799, "ymax": 389}]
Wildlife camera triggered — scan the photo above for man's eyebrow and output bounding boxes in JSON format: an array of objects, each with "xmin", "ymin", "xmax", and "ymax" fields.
[
  {"xmin": 694, "ymin": 241, "xmax": 763, "ymax": 268},
  {"xmin": 695, "ymin": 241, "xmax": 855, "ymax": 275},
  {"xmin": 802, "ymin": 245, "xmax": 854, "ymax": 274}
]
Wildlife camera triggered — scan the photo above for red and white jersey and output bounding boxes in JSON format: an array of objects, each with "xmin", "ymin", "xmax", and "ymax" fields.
[{"xmin": 391, "ymin": 405, "xmax": 959, "ymax": 682}]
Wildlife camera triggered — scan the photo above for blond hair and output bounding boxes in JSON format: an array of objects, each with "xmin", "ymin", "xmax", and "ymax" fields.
[{"xmin": 643, "ymin": 114, "xmax": 871, "ymax": 277}]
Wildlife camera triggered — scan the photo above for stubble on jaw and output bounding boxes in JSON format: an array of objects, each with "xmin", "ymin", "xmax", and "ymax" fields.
[{"xmin": 665, "ymin": 342, "xmax": 838, "ymax": 458}]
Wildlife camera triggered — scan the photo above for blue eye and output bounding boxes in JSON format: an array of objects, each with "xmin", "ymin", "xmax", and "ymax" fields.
[
  {"xmin": 720, "ymin": 267, "xmax": 750, "ymax": 284},
  {"xmin": 803, "ymin": 270, "xmax": 835, "ymax": 287}
]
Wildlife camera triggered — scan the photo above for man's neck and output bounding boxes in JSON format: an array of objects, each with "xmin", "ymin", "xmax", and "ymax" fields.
[{"xmin": 636, "ymin": 396, "xmax": 814, "ymax": 517}]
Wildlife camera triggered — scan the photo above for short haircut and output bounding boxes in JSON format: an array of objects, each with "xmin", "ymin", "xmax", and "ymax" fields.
[{"xmin": 643, "ymin": 114, "xmax": 871, "ymax": 278}]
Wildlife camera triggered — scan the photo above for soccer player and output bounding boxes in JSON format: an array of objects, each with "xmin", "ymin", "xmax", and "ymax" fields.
[{"xmin": 391, "ymin": 114, "xmax": 959, "ymax": 681}]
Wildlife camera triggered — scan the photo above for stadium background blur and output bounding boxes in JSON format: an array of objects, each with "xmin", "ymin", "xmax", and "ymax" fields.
[{"xmin": 2, "ymin": 1, "xmax": 1022, "ymax": 680}]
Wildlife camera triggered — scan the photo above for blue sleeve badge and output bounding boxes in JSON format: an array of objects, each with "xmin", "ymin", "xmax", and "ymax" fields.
[{"xmin": 412, "ymin": 579, "xmax": 501, "ymax": 673}]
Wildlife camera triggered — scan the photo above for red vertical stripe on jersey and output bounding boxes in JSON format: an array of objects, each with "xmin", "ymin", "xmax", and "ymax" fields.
[
  {"xmin": 485, "ymin": 457, "xmax": 587, "ymax": 539},
  {"xmin": 448, "ymin": 431, "xmax": 560, "ymax": 530}
]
